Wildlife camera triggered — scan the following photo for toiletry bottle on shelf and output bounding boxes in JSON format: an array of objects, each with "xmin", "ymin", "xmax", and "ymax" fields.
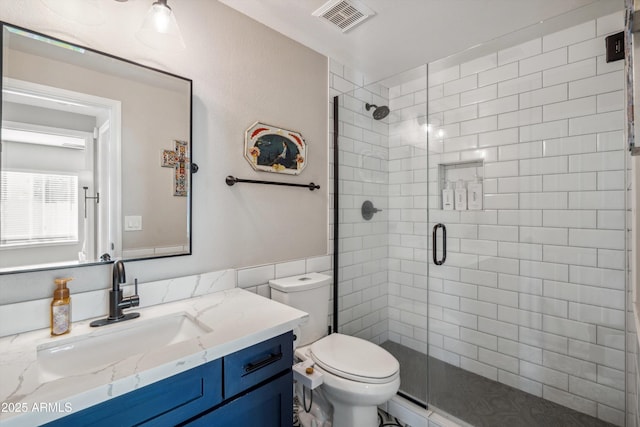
[
  {"xmin": 442, "ymin": 181, "xmax": 454, "ymax": 210},
  {"xmin": 468, "ymin": 175, "xmax": 483, "ymax": 210},
  {"xmin": 51, "ymin": 278, "xmax": 72, "ymax": 336},
  {"xmin": 455, "ymin": 179, "xmax": 467, "ymax": 210}
]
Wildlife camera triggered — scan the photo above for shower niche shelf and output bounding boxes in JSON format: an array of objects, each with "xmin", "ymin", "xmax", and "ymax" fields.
[{"xmin": 438, "ymin": 160, "xmax": 484, "ymax": 211}]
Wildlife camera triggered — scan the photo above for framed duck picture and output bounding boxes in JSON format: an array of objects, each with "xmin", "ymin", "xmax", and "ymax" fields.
[{"xmin": 244, "ymin": 122, "xmax": 307, "ymax": 175}]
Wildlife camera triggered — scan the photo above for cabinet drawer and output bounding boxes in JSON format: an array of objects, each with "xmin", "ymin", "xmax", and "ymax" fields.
[
  {"xmin": 224, "ymin": 331, "xmax": 293, "ymax": 397},
  {"xmin": 45, "ymin": 359, "xmax": 222, "ymax": 427}
]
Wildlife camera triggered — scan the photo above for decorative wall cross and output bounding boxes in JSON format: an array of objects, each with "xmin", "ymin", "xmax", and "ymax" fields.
[{"xmin": 161, "ymin": 139, "xmax": 189, "ymax": 196}]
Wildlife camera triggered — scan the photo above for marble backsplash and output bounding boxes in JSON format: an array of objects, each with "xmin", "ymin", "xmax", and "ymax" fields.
[{"xmin": 0, "ymin": 255, "xmax": 331, "ymax": 338}]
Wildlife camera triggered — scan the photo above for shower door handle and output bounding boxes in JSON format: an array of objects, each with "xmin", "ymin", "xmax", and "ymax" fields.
[{"xmin": 432, "ymin": 223, "xmax": 446, "ymax": 265}]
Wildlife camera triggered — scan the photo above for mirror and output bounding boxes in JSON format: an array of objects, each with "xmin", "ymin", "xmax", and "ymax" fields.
[{"xmin": 0, "ymin": 23, "xmax": 193, "ymax": 273}]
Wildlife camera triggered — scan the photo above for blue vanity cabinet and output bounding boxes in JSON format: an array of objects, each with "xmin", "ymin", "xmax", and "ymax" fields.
[
  {"xmin": 183, "ymin": 331, "xmax": 294, "ymax": 427},
  {"xmin": 183, "ymin": 370, "xmax": 292, "ymax": 427},
  {"xmin": 43, "ymin": 331, "xmax": 293, "ymax": 427}
]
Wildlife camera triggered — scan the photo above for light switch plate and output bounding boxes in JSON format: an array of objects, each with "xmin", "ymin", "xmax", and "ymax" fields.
[{"xmin": 124, "ymin": 215, "xmax": 142, "ymax": 231}]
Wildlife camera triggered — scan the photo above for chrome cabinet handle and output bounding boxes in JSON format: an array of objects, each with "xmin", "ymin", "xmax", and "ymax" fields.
[{"xmin": 432, "ymin": 223, "xmax": 447, "ymax": 265}]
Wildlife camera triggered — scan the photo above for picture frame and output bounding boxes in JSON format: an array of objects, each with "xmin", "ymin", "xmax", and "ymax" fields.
[{"xmin": 244, "ymin": 122, "xmax": 307, "ymax": 175}]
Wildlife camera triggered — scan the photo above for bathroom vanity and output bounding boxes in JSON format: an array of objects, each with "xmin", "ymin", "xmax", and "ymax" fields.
[
  {"xmin": 0, "ymin": 288, "xmax": 306, "ymax": 426},
  {"xmin": 44, "ymin": 332, "xmax": 293, "ymax": 426}
]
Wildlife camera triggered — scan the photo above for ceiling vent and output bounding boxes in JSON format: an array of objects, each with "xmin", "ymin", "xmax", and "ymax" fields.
[{"xmin": 312, "ymin": 0, "xmax": 375, "ymax": 33}]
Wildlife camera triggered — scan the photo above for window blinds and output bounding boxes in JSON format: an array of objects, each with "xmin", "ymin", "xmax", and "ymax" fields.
[{"xmin": 1, "ymin": 171, "xmax": 78, "ymax": 246}]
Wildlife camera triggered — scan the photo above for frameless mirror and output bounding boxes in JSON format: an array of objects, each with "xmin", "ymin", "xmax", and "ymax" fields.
[{"xmin": 0, "ymin": 23, "xmax": 193, "ymax": 273}]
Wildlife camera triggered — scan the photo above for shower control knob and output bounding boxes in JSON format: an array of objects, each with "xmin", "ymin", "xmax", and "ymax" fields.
[{"xmin": 361, "ymin": 200, "xmax": 382, "ymax": 220}]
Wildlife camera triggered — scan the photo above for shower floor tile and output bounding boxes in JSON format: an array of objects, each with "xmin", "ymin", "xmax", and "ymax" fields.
[{"xmin": 380, "ymin": 341, "xmax": 616, "ymax": 427}]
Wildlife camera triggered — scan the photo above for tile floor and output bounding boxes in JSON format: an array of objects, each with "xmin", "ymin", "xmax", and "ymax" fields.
[{"xmin": 381, "ymin": 341, "xmax": 616, "ymax": 427}]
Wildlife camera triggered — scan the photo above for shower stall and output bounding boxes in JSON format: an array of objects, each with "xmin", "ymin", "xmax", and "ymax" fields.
[{"xmin": 330, "ymin": 1, "xmax": 637, "ymax": 426}]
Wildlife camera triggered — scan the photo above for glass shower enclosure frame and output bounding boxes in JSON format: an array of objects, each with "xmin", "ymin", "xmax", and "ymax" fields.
[{"xmin": 331, "ymin": 1, "xmax": 635, "ymax": 425}]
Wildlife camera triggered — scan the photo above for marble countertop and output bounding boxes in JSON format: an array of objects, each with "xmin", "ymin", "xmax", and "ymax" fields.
[{"xmin": 0, "ymin": 288, "xmax": 307, "ymax": 426}]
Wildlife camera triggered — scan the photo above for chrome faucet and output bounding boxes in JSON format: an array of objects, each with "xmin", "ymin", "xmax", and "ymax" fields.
[{"xmin": 90, "ymin": 260, "xmax": 140, "ymax": 327}]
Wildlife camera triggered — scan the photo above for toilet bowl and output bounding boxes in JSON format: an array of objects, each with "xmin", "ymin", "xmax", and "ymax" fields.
[
  {"xmin": 296, "ymin": 333, "xmax": 400, "ymax": 427},
  {"xmin": 269, "ymin": 273, "xmax": 400, "ymax": 427}
]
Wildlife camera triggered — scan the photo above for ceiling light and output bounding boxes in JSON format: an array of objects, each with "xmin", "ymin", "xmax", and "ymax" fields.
[{"xmin": 136, "ymin": 0, "xmax": 185, "ymax": 50}]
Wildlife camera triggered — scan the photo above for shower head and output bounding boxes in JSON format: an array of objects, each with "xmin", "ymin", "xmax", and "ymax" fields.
[{"xmin": 365, "ymin": 103, "xmax": 390, "ymax": 120}]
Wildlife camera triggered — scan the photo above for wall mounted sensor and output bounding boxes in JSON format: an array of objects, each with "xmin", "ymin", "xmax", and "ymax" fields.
[{"xmin": 605, "ymin": 31, "xmax": 624, "ymax": 63}]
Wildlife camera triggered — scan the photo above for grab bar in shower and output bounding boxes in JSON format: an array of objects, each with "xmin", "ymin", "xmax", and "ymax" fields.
[{"xmin": 432, "ymin": 223, "xmax": 446, "ymax": 265}]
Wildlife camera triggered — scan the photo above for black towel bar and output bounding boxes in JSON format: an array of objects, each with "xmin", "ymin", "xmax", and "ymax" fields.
[{"xmin": 225, "ymin": 175, "xmax": 320, "ymax": 191}]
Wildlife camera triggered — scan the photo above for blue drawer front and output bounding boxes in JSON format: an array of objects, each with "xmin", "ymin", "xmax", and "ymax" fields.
[
  {"xmin": 223, "ymin": 331, "xmax": 293, "ymax": 397},
  {"xmin": 44, "ymin": 358, "xmax": 222, "ymax": 427}
]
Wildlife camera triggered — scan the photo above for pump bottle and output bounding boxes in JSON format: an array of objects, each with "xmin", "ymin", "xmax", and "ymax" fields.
[
  {"xmin": 468, "ymin": 175, "xmax": 483, "ymax": 210},
  {"xmin": 51, "ymin": 278, "xmax": 72, "ymax": 336},
  {"xmin": 454, "ymin": 179, "xmax": 467, "ymax": 210},
  {"xmin": 442, "ymin": 181, "xmax": 454, "ymax": 210}
]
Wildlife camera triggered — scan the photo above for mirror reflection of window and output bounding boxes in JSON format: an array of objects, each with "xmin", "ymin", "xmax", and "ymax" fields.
[
  {"xmin": 1, "ymin": 170, "xmax": 79, "ymax": 246},
  {"xmin": 1, "ymin": 79, "xmax": 119, "ymax": 271},
  {"xmin": 0, "ymin": 121, "xmax": 95, "ymax": 269}
]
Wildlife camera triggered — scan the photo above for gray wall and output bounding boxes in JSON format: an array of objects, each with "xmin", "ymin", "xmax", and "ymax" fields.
[{"xmin": 0, "ymin": 0, "xmax": 328, "ymax": 302}]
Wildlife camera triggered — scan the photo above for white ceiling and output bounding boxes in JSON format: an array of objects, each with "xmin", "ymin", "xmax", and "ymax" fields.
[{"xmin": 218, "ymin": 0, "xmax": 616, "ymax": 84}]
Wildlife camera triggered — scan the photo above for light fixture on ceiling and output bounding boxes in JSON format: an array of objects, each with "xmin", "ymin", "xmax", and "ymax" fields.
[{"xmin": 136, "ymin": 0, "xmax": 185, "ymax": 50}]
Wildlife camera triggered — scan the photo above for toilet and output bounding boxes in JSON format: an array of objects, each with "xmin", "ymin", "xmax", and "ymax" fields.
[{"xmin": 269, "ymin": 273, "xmax": 400, "ymax": 427}]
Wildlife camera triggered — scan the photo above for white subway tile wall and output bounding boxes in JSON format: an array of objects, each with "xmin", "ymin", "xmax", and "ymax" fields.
[
  {"xmin": 330, "ymin": 60, "xmax": 390, "ymax": 344},
  {"xmin": 418, "ymin": 12, "xmax": 628, "ymax": 426}
]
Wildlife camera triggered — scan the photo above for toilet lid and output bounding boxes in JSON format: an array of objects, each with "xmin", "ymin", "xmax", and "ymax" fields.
[{"xmin": 310, "ymin": 334, "xmax": 399, "ymax": 384}]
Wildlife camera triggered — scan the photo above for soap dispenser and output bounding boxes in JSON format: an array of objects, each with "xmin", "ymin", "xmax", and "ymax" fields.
[
  {"xmin": 51, "ymin": 277, "xmax": 72, "ymax": 336},
  {"xmin": 442, "ymin": 181, "xmax": 454, "ymax": 210},
  {"xmin": 468, "ymin": 175, "xmax": 483, "ymax": 210},
  {"xmin": 454, "ymin": 179, "xmax": 467, "ymax": 210}
]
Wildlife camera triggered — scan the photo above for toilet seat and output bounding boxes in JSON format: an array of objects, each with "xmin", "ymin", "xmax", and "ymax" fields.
[{"xmin": 309, "ymin": 333, "xmax": 399, "ymax": 384}]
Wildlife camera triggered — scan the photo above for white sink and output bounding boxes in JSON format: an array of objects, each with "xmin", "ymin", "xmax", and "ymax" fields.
[{"xmin": 37, "ymin": 312, "xmax": 211, "ymax": 382}]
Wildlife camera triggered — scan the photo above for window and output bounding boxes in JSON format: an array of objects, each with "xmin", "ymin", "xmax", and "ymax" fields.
[{"xmin": 1, "ymin": 171, "xmax": 78, "ymax": 247}]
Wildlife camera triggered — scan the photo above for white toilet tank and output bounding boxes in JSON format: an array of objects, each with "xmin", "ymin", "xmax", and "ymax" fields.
[{"xmin": 269, "ymin": 272, "xmax": 331, "ymax": 346}]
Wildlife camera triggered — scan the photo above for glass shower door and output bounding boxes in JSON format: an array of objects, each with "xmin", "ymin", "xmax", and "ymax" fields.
[
  {"xmin": 424, "ymin": 4, "xmax": 630, "ymax": 425},
  {"xmin": 383, "ymin": 67, "xmax": 431, "ymax": 405}
]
